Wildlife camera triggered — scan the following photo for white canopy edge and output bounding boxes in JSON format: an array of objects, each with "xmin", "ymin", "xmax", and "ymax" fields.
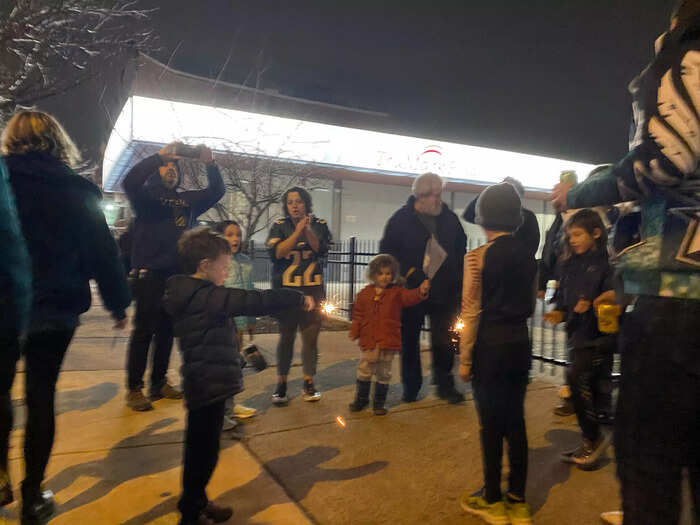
[{"xmin": 103, "ymin": 95, "xmax": 596, "ymax": 191}]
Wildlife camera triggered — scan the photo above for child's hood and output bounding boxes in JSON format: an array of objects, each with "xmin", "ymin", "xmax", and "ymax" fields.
[{"xmin": 163, "ymin": 275, "xmax": 212, "ymax": 318}]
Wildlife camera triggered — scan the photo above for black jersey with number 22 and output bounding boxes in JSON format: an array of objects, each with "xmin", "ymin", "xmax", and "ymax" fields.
[{"xmin": 266, "ymin": 217, "xmax": 332, "ymax": 298}]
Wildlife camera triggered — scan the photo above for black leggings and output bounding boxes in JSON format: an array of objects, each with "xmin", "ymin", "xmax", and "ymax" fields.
[
  {"xmin": 472, "ymin": 373, "xmax": 529, "ymax": 503},
  {"xmin": 178, "ymin": 400, "xmax": 226, "ymax": 521},
  {"xmin": 0, "ymin": 328, "xmax": 75, "ymax": 502}
]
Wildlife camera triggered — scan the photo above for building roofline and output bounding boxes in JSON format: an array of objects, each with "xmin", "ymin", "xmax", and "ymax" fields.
[{"xmin": 137, "ymin": 53, "xmax": 390, "ymax": 118}]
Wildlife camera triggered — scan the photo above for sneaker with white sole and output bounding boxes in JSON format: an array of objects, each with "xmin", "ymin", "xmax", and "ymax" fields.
[
  {"xmin": 272, "ymin": 382, "xmax": 288, "ymax": 405},
  {"xmin": 303, "ymin": 380, "xmax": 321, "ymax": 402},
  {"xmin": 460, "ymin": 493, "xmax": 509, "ymax": 525},
  {"xmin": 233, "ymin": 404, "xmax": 257, "ymax": 419}
]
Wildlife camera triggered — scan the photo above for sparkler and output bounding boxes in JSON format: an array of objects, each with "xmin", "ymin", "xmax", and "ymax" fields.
[
  {"xmin": 453, "ymin": 318, "xmax": 465, "ymax": 332},
  {"xmin": 321, "ymin": 301, "xmax": 337, "ymax": 315},
  {"xmin": 335, "ymin": 415, "xmax": 347, "ymax": 428}
]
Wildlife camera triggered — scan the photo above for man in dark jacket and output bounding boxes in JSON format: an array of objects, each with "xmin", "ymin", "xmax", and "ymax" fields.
[
  {"xmin": 163, "ymin": 227, "xmax": 311, "ymax": 525},
  {"xmin": 0, "ymin": 158, "xmax": 31, "ymax": 507},
  {"xmin": 462, "ymin": 176, "xmax": 541, "ymax": 259},
  {"xmin": 380, "ymin": 172, "xmax": 467, "ymax": 403},
  {"xmin": 123, "ymin": 142, "xmax": 225, "ymax": 411}
]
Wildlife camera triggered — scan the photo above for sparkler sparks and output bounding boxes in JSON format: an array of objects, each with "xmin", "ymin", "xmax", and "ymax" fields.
[
  {"xmin": 335, "ymin": 415, "xmax": 347, "ymax": 428},
  {"xmin": 321, "ymin": 301, "xmax": 337, "ymax": 315},
  {"xmin": 453, "ymin": 318, "xmax": 465, "ymax": 332}
]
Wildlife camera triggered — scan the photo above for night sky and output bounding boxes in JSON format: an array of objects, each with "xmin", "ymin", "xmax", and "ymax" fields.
[{"xmin": 134, "ymin": 0, "xmax": 672, "ymax": 165}]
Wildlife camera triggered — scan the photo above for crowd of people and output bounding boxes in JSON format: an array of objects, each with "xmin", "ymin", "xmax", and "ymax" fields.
[{"xmin": 0, "ymin": 1, "xmax": 699, "ymax": 524}]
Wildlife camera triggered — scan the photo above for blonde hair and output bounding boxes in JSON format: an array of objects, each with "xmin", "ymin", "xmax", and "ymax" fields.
[
  {"xmin": 1, "ymin": 111, "xmax": 81, "ymax": 167},
  {"xmin": 366, "ymin": 254, "xmax": 403, "ymax": 285}
]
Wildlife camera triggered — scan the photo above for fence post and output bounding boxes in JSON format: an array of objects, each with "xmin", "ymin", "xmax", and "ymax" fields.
[{"xmin": 348, "ymin": 236, "xmax": 356, "ymax": 320}]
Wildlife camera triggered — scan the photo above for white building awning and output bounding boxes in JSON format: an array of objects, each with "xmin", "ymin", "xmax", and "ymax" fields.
[{"xmin": 103, "ymin": 95, "xmax": 595, "ymax": 193}]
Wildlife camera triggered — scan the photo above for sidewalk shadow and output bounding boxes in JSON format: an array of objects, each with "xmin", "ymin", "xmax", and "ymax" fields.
[
  {"xmin": 239, "ymin": 360, "xmax": 360, "ymax": 414},
  {"xmin": 526, "ymin": 428, "xmax": 612, "ymax": 513},
  {"xmin": 239, "ymin": 360, "xmax": 471, "ymax": 413},
  {"xmin": 12, "ymin": 382, "xmax": 119, "ymax": 429},
  {"xmin": 48, "ymin": 418, "xmax": 208, "ymax": 517},
  {"xmin": 122, "ymin": 445, "xmax": 388, "ymax": 524}
]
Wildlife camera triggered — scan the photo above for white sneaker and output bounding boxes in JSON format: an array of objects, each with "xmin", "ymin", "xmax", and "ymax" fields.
[
  {"xmin": 303, "ymin": 380, "xmax": 321, "ymax": 402},
  {"xmin": 233, "ymin": 404, "xmax": 257, "ymax": 419},
  {"xmin": 600, "ymin": 511, "xmax": 623, "ymax": 525}
]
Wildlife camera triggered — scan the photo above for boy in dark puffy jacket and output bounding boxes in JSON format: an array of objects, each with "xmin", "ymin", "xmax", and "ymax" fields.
[{"xmin": 163, "ymin": 227, "xmax": 313, "ymax": 525}]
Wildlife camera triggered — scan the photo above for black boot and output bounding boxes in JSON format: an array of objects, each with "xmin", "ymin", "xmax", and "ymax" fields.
[
  {"xmin": 373, "ymin": 382, "xmax": 389, "ymax": 415},
  {"xmin": 349, "ymin": 380, "xmax": 371, "ymax": 412},
  {"xmin": 437, "ymin": 375, "xmax": 464, "ymax": 404}
]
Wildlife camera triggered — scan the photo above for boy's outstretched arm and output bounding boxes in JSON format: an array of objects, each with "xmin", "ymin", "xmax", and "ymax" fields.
[{"xmin": 210, "ymin": 286, "xmax": 304, "ymax": 318}]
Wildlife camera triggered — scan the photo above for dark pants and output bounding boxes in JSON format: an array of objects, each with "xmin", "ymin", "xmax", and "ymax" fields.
[
  {"xmin": 567, "ymin": 342, "xmax": 614, "ymax": 442},
  {"xmin": 0, "ymin": 328, "xmax": 75, "ymax": 502},
  {"xmin": 276, "ymin": 308, "xmax": 321, "ymax": 377},
  {"xmin": 127, "ymin": 270, "xmax": 174, "ymax": 393},
  {"xmin": 178, "ymin": 400, "xmax": 226, "ymax": 521},
  {"xmin": 615, "ymin": 296, "xmax": 700, "ymax": 525},
  {"xmin": 400, "ymin": 302, "xmax": 457, "ymax": 399},
  {"xmin": 0, "ymin": 332, "xmax": 20, "ymax": 478}
]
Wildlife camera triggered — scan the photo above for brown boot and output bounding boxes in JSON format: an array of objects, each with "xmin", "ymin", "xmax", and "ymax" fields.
[
  {"xmin": 126, "ymin": 390, "xmax": 153, "ymax": 411},
  {"xmin": 151, "ymin": 383, "xmax": 184, "ymax": 401}
]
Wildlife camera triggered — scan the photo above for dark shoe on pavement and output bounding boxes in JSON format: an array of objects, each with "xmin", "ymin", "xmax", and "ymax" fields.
[
  {"xmin": 178, "ymin": 514, "xmax": 214, "ymax": 525},
  {"xmin": 349, "ymin": 380, "xmax": 371, "ymax": 412},
  {"xmin": 373, "ymin": 382, "xmax": 389, "ymax": 416},
  {"xmin": 597, "ymin": 411, "xmax": 614, "ymax": 426},
  {"xmin": 21, "ymin": 489, "xmax": 55, "ymax": 525},
  {"xmin": 401, "ymin": 392, "xmax": 418, "ymax": 403},
  {"xmin": 126, "ymin": 389, "xmax": 153, "ymax": 411},
  {"xmin": 561, "ymin": 431, "xmax": 612, "ymax": 468},
  {"xmin": 303, "ymin": 380, "xmax": 321, "ymax": 402},
  {"xmin": 204, "ymin": 502, "xmax": 233, "ymax": 523},
  {"xmin": 438, "ymin": 386, "xmax": 465, "ymax": 404},
  {"xmin": 272, "ymin": 382, "xmax": 288, "ymax": 406},
  {"xmin": 151, "ymin": 383, "xmax": 184, "ymax": 401},
  {"xmin": 553, "ymin": 398, "xmax": 575, "ymax": 416}
]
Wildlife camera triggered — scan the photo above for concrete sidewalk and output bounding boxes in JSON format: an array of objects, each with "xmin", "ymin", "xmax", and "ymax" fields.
[{"xmin": 1, "ymin": 307, "xmax": 626, "ymax": 524}]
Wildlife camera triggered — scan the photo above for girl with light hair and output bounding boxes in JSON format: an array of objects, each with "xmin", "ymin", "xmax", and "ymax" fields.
[{"xmin": 1, "ymin": 110, "xmax": 81, "ymax": 167}]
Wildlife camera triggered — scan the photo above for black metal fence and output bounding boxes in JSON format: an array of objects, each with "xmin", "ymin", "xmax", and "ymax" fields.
[{"xmin": 248, "ymin": 237, "xmax": 570, "ymax": 369}]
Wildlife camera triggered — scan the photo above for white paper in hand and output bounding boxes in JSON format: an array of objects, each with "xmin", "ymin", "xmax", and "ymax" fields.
[{"xmin": 423, "ymin": 235, "xmax": 448, "ymax": 280}]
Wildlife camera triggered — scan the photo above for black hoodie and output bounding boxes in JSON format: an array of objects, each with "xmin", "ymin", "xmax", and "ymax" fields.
[
  {"xmin": 163, "ymin": 275, "xmax": 304, "ymax": 410},
  {"xmin": 5, "ymin": 152, "xmax": 130, "ymax": 328},
  {"xmin": 122, "ymin": 154, "xmax": 225, "ymax": 272}
]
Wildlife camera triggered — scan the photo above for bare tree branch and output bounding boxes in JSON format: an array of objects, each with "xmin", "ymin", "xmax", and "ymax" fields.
[{"xmin": 0, "ymin": 0, "xmax": 157, "ymax": 120}]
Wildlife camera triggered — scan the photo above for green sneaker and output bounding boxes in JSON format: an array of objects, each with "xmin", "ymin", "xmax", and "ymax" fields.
[
  {"xmin": 505, "ymin": 498, "xmax": 533, "ymax": 525},
  {"xmin": 460, "ymin": 494, "xmax": 510, "ymax": 524}
]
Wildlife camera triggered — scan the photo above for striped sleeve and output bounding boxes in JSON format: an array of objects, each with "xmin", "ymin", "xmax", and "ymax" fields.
[{"xmin": 459, "ymin": 243, "xmax": 489, "ymax": 368}]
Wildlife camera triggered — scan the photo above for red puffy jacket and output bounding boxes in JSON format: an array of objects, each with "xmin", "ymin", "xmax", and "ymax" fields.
[{"xmin": 349, "ymin": 284, "xmax": 425, "ymax": 351}]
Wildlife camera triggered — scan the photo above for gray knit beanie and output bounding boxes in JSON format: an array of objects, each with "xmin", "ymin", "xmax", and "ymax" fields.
[{"xmin": 475, "ymin": 182, "xmax": 523, "ymax": 232}]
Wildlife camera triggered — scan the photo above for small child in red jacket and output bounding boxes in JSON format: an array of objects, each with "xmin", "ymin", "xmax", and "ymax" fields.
[{"xmin": 349, "ymin": 254, "xmax": 429, "ymax": 415}]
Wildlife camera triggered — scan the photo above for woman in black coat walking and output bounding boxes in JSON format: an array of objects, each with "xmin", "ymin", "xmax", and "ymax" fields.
[{"xmin": 0, "ymin": 111, "xmax": 131, "ymax": 524}]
